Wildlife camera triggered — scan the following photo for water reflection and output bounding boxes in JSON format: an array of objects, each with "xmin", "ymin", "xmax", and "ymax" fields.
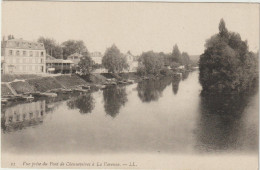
[
  {"xmin": 137, "ymin": 77, "xmax": 172, "ymax": 102},
  {"xmin": 67, "ymin": 94, "xmax": 95, "ymax": 114},
  {"xmin": 182, "ymin": 71, "xmax": 189, "ymax": 81},
  {"xmin": 172, "ymin": 77, "xmax": 181, "ymax": 95},
  {"xmin": 103, "ymin": 86, "xmax": 128, "ymax": 118},
  {"xmin": 196, "ymin": 91, "xmax": 258, "ymax": 152},
  {"xmin": 1, "ymin": 100, "xmax": 46, "ymax": 133}
]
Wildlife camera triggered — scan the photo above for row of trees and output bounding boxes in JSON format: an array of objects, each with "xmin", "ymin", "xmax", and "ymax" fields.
[
  {"xmin": 37, "ymin": 37, "xmax": 129, "ymax": 74},
  {"xmin": 137, "ymin": 45, "xmax": 192, "ymax": 76},
  {"xmin": 199, "ymin": 19, "xmax": 258, "ymax": 93},
  {"xmin": 37, "ymin": 37, "xmax": 87, "ymax": 59}
]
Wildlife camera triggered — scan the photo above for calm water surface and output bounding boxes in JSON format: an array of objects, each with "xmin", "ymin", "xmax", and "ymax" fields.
[{"xmin": 1, "ymin": 71, "xmax": 258, "ymax": 154}]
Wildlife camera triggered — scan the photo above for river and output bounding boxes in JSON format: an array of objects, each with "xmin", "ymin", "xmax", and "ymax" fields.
[{"xmin": 1, "ymin": 71, "xmax": 258, "ymax": 155}]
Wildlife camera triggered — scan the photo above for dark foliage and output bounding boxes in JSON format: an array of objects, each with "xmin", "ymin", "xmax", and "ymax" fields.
[{"xmin": 199, "ymin": 19, "xmax": 258, "ymax": 94}]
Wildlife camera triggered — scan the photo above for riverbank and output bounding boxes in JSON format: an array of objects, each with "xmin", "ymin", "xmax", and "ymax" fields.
[{"xmin": 1, "ymin": 69, "xmax": 193, "ymax": 103}]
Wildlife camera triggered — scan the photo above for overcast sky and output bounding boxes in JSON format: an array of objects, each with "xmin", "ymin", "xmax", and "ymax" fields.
[{"xmin": 2, "ymin": 2, "xmax": 259, "ymax": 55}]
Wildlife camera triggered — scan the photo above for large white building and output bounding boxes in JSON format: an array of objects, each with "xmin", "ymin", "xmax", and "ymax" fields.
[{"xmin": 1, "ymin": 39, "xmax": 46, "ymax": 74}]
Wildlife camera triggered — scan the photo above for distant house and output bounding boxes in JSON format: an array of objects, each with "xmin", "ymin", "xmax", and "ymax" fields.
[
  {"xmin": 1, "ymin": 38, "xmax": 46, "ymax": 74},
  {"xmin": 124, "ymin": 52, "xmax": 138, "ymax": 72},
  {"xmin": 46, "ymin": 54, "xmax": 74, "ymax": 74},
  {"xmin": 90, "ymin": 51, "xmax": 103, "ymax": 65},
  {"xmin": 67, "ymin": 52, "xmax": 83, "ymax": 66}
]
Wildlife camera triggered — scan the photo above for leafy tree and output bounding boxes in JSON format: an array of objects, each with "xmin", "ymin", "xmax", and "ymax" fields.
[
  {"xmin": 181, "ymin": 52, "xmax": 191, "ymax": 66},
  {"xmin": 171, "ymin": 44, "xmax": 182, "ymax": 63},
  {"xmin": 78, "ymin": 51, "xmax": 95, "ymax": 75},
  {"xmin": 102, "ymin": 44, "xmax": 129, "ymax": 73},
  {"xmin": 138, "ymin": 51, "xmax": 164, "ymax": 75},
  {"xmin": 199, "ymin": 19, "xmax": 258, "ymax": 93},
  {"xmin": 38, "ymin": 37, "xmax": 62, "ymax": 58},
  {"xmin": 61, "ymin": 40, "xmax": 87, "ymax": 59}
]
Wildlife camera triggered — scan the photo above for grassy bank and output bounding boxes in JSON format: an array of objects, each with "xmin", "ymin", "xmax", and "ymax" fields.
[
  {"xmin": 27, "ymin": 77, "xmax": 63, "ymax": 92},
  {"xmin": 55, "ymin": 75, "xmax": 88, "ymax": 88},
  {"xmin": 10, "ymin": 81, "xmax": 36, "ymax": 94},
  {"xmin": 1, "ymin": 84, "xmax": 13, "ymax": 96},
  {"xmin": 1, "ymin": 70, "xmax": 185, "ymax": 96}
]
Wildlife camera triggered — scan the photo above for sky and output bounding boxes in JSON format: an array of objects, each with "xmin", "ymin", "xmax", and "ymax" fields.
[{"xmin": 2, "ymin": 2, "xmax": 259, "ymax": 55}]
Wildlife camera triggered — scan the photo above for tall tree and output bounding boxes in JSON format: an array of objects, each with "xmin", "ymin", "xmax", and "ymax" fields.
[
  {"xmin": 61, "ymin": 40, "xmax": 87, "ymax": 59},
  {"xmin": 181, "ymin": 52, "xmax": 191, "ymax": 66},
  {"xmin": 199, "ymin": 19, "xmax": 258, "ymax": 93},
  {"xmin": 171, "ymin": 44, "xmax": 182, "ymax": 63},
  {"xmin": 38, "ymin": 37, "xmax": 62, "ymax": 58},
  {"xmin": 102, "ymin": 44, "xmax": 129, "ymax": 73}
]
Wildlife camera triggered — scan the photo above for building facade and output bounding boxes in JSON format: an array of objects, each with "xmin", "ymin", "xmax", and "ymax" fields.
[
  {"xmin": 124, "ymin": 52, "xmax": 138, "ymax": 72},
  {"xmin": 46, "ymin": 54, "xmax": 74, "ymax": 74},
  {"xmin": 1, "ymin": 39, "xmax": 46, "ymax": 74},
  {"xmin": 90, "ymin": 51, "xmax": 103, "ymax": 65},
  {"xmin": 67, "ymin": 52, "xmax": 83, "ymax": 66}
]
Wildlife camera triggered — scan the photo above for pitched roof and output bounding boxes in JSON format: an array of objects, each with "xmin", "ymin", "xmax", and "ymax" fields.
[
  {"xmin": 68, "ymin": 52, "xmax": 83, "ymax": 58},
  {"xmin": 2, "ymin": 39, "xmax": 45, "ymax": 50}
]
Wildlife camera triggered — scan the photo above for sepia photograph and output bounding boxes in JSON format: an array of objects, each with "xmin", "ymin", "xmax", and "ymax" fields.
[{"xmin": 1, "ymin": 1, "xmax": 259, "ymax": 169}]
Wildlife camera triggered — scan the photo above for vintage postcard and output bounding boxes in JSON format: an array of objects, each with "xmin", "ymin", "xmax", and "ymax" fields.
[{"xmin": 1, "ymin": 1, "xmax": 259, "ymax": 170}]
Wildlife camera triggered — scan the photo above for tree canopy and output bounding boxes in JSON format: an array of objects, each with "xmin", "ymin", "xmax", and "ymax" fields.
[
  {"xmin": 61, "ymin": 40, "xmax": 87, "ymax": 59},
  {"xmin": 78, "ymin": 51, "xmax": 95, "ymax": 75},
  {"xmin": 171, "ymin": 44, "xmax": 182, "ymax": 63},
  {"xmin": 138, "ymin": 51, "xmax": 164, "ymax": 75},
  {"xmin": 199, "ymin": 19, "xmax": 258, "ymax": 93},
  {"xmin": 38, "ymin": 37, "xmax": 63, "ymax": 58},
  {"xmin": 102, "ymin": 44, "xmax": 129, "ymax": 73}
]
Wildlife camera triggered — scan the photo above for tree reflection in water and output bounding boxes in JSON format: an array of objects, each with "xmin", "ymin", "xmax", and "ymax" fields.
[
  {"xmin": 137, "ymin": 77, "xmax": 172, "ymax": 102},
  {"xmin": 196, "ymin": 89, "xmax": 258, "ymax": 152},
  {"xmin": 172, "ymin": 77, "xmax": 181, "ymax": 95},
  {"xmin": 181, "ymin": 71, "xmax": 189, "ymax": 81},
  {"xmin": 103, "ymin": 86, "xmax": 128, "ymax": 118},
  {"xmin": 67, "ymin": 93, "xmax": 95, "ymax": 114}
]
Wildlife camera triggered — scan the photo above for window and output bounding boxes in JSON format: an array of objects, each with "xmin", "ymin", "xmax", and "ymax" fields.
[
  {"xmin": 41, "ymin": 59, "xmax": 44, "ymax": 63},
  {"xmin": 41, "ymin": 66, "xmax": 44, "ymax": 72},
  {"xmin": 41, "ymin": 51, "xmax": 44, "ymax": 57},
  {"xmin": 23, "ymin": 58, "xmax": 26, "ymax": 63},
  {"xmin": 29, "ymin": 51, "xmax": 33, "ymax": 57},
  {"xmin": 23, "ymin": 51, "xmax": 26, "ymax": 56},
  {"xmin": 23, "ymin": 66, "xmax": 26, "ymax": 71},
  {"xmin": 9, "ymin": 50, "xmax": 13, "ymax": 56},
  {"xmin": 36, "ymin": 51, "xmax": 39, "ymax": 57},
  {"xmin": 17, "ymin": 58, "xmax": 20, "ymax": 63},
  {"xmin": 16, "ymin": 50, "xmax": 20, "ymax": 56},
  {"xmin": 29, "ymin": 59, "xmax": 32, "ymax": 63}
]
